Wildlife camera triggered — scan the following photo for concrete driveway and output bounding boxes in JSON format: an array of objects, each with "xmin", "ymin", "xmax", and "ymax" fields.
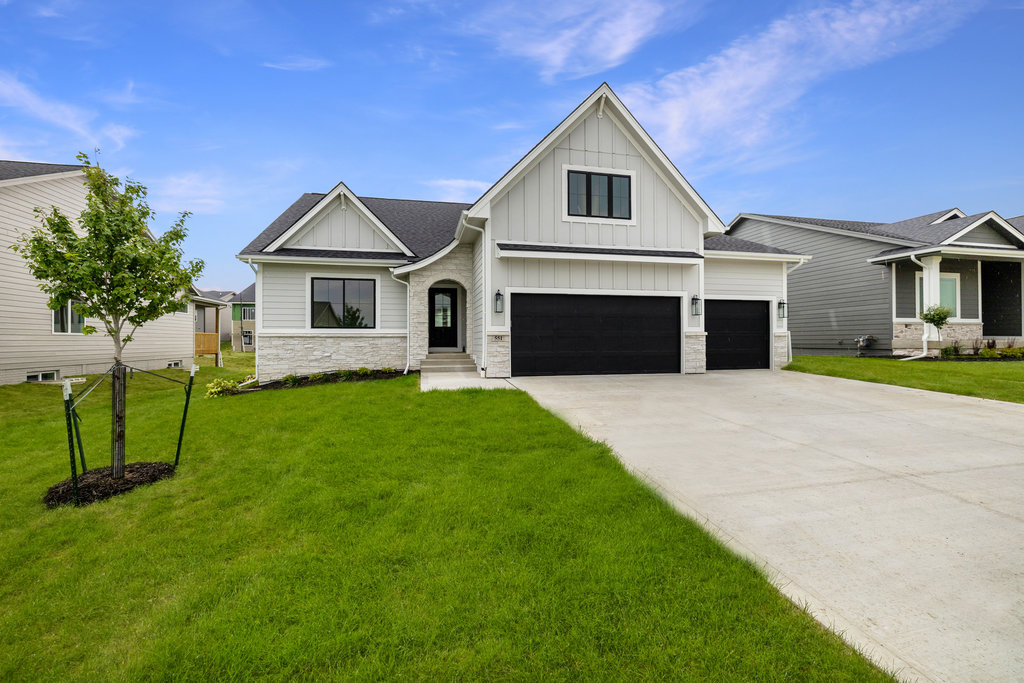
[{"xmin": 508, "ymin": 371, "xmax": 1024, "ymax": 682}]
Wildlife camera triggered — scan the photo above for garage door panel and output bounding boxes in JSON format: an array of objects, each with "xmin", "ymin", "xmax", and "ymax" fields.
[
  {"xmin": 706, "ymin": 299, "xmax": 770, "ymax": 370},
  {"xmin": 511, "ymin": 294, "xmax": 680, "ymax": 376}
]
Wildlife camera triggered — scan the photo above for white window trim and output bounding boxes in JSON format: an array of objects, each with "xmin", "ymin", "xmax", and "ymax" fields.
[
  {"xmin": 241, "ymin": 305, "xmax": 256, "ymax": 321},
  {"xmin": 305, "ymin": 271, "xmax": 382, "ymax": 332},
  {"xmin": 914, "ymin": 271, "xmax": 966, "ymax": 321},
  {"xmin": 27, "ymin": 370, "xmax": 59, "ymax": 382},
  {"xmin": 51, "ymin": 300, "xmax": 85, "ymax": 335},
  {"xmin": 561, "ymin": 164, "xmax": 637, "ymax": 226},
  {"xmin": 241, "ymin": 330, "xmax": 254, "ymax": 346}
]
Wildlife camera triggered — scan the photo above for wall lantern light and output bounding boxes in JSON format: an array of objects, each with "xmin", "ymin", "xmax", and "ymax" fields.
[
  {"xmin": 778, "ymin": 299, "xmax": 788, "ymax": 319},
  {"xmin": 690, "ymin": 295, "xmax": 702, "ymax": 317},
  {"xmin": 494, "ymin": 289, "xmax": 504, "ymax": 313}
]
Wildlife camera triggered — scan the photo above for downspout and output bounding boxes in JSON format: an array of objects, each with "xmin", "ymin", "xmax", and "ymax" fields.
[
  {"xmin": 460, "ymin": 214, "xmax": 487, "ymax": 375},
  {"xmin": 246, "ymin": 258, "xmax": 259, "ymax": 378},
  {"xmin": 390, "ymin": 270, "xmax": 411, "ymax": 374},
  {"xmin": 901, "ymin": 254, "xmax": 930, "ymax": 361},
  {"xmin": 784, "ymin": 258, "xmax": 809, "ymax": 364}
]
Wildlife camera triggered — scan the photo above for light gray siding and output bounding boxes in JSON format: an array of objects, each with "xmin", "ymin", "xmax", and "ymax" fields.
[
  {"xmin": 284, "ymin": 198, "xmax": 400, "ymax": 251},
  {"xmin": 260, "ymin": 262, "xmax": 407, "ymax": 330},
  {"xmin": 471, "ymin": 235, "xmax": 484, "ymax": 365},
  {"xmin": 953, "ymin": 221, "xmax": 1014, "ymax": 246},
  {"xmin": 488, "ymin": 109, "xmax": 703, "ymax": 252},
  {"xmin": 894, "ymin": 259, "xmax": 979, "ymax": 320},
  {"xmin": 0, "ymin": 173, "xmax": 194, "ymax": 384},
  {"xmin": 730, "ymin": 218, "xmax": 894, "ymax": 353}
]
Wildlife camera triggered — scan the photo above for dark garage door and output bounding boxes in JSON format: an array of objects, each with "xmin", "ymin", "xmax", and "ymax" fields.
[
  {"xmin": 511, "ymin": 293, "xmax": 680, "ymax": 376},
  {"xmin": 705, "ymin": 299, "xmax": 770, "ymax": 370}
]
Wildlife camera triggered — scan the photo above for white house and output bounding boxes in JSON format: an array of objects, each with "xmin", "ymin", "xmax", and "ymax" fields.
[
  {"xmin": 238, "ymin": 84, "xmax": 808, "ymax": 381},
  {"xmin": 0, "ymin": 161, "xmax": 201, "ymax": 384}
]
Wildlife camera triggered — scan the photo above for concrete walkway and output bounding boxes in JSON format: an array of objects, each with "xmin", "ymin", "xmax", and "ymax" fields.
[{"xmin": 508, "ymin": 371, "xmax": 1024, "ymax": 682}]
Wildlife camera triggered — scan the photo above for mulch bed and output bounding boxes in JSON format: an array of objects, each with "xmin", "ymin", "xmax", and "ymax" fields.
[
  {"xmin": 44, "ymin": 462, "xmax": 175, "ymax": 508},
  {"xmin": 242, "ymin": 369, "xmax": 415, "ymax": 393}
]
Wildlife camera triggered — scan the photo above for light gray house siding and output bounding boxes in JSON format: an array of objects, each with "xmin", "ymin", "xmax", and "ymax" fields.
[
  {"xmin": 730, "ymin": 217, "xmax": 894, "ymax": 354},
  {"xmin": 953, "ymin": 222, "xmax": 1013, "ymax": 246},
  {"xmin": 0, "ymin": 173, "xmax": 194, "ymax": 384}
]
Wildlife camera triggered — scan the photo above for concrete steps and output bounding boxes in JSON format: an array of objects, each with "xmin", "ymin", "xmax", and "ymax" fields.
[{"xmin": 420, "ymin": 353, "xmax": 478, "ymax": 374}]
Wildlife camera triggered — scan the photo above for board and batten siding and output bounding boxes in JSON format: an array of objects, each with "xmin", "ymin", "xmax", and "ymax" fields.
[
  {"xmin": 894, "ymin": 259, "xmax": 980, "ymax": 320},
  {"xmin": 729, "ymin": 218, "xmax": 894, "ymax": 353},
  {"xmin": 259, "ymin": 262, "xmax": 407, "ymax": 330},
  {"xmin": 283, "ymin": 197, "xmax": 399, "ymax": 251}
]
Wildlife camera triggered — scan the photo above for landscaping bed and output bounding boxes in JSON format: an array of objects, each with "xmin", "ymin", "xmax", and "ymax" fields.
[{"xmin": 44, "ymin": 462, "xmax": 175, "ymax": 508}]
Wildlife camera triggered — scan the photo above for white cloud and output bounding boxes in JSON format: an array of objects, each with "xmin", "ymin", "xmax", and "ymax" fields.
[
  {"xmin": 100, "ymin": 124, "xmax": 138, "ymax": 151},
  {"xmin": 0, "ymin": 70, "xmax": 96, "ymax": 144},
  {"xmin": 461, "ymin": 0, "xmax": 693, "ymax": 80},
  {"xmin": 100, "ymin": 80, "xmax": 145, "ymax": 108},
  {"xmin": 621, "ymin": 0, "xmax": 981, "ymax": 166},
  {"xmin": 152, "ymin": 172, "xmax": 226, "ymax": 215},
  {"xmin": 421, "ymin": 179, "xmax": 490, "ymax": 202},
  {"xmin": 263, "ymin": 56, "xmax": 332, "ymax": 71}
]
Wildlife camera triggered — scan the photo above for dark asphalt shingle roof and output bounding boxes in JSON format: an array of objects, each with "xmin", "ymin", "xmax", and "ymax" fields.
[
  {"xmin": 704, "ymin": 234, "xmax": 798, "ymax": 255},
  {"xmin": 1008, "ymin": 216, "xmax": 1024, "ymax": 232},
  {"xmin": 496, "ymin": 243, "xmax": 701, "ymax": 259},
  {"xmin": 200, "ymin": 289, "xmax": 235, "ymax": 300},
  {"xmin": 0, "ymin": 160, "xmax": 82, "ymax": 182},
  {"xmin": 239, "ymin": 193, "xmax": 470, "ymax": 262},
  {"xmin": 229, "ymin": 283, "xmax": 255, "ymax": 303}
]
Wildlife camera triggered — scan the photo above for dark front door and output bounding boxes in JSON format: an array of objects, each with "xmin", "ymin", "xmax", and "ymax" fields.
[
  {"xmin": 705, "ymin": 299, "xmax": 770, "ymax": 370},
  {"xmin": 982, "ymin": 262, "xmax": 1022, "ymax": 336},
  {"xmin": 510, "ymin": 293, "xmax": 680, "ymax": 376},
  {"xmin": 428, "ymin": 287, "xmax": 458, "ymax": 348}
]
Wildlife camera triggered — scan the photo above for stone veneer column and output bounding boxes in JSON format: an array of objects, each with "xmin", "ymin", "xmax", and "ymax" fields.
[
  {"xmin": 684, "ymin": 332, "xmax": 706, "ymax": 374},
  {"xmin": 773, "ymin": 332, "xmax": 790, "ymax": 370},
  {"xmin": 485, "ymin": 334, "xmax": 511, "ymax": 377},
  {"xmin": 406, "ymin": 244, "xmax": 476, "ymax": 371}
]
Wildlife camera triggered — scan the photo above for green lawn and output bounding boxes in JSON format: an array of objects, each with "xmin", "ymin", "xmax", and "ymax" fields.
[
  {"xmin": 785, "ymin": 355, "xmax": 1024, "ymax": 403},
  {"xmin": 0, "ymin": 368, "xmax": 889, "ymax": 680}
]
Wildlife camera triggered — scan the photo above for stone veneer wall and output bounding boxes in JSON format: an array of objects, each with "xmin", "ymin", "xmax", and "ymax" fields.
[
  {"xmin": 684, "ymin": 332, "xmax": 706, "ymax": 374},
  {"xmin": 773, "ymin": 332, "xmax": 790, "ymax": 370},
  {"xmin": 406, "ymin": 244, "xmax": 476, "ymax": 371},
  {"xmin": 258, "ymin": 334, "xmax": 407, "ymax": 381},
  {"xmin": 484, "ymin": 334, "xmax": 511, "ymax": 378},
  {"xmin": 892, "ymin": 322, "xmax": 984, "ymax": 354}
]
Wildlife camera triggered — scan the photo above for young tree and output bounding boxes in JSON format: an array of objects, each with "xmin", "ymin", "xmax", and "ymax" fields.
[{"xmin": 13, "ymin": 153, "xmax": 203, "ymax": 478}]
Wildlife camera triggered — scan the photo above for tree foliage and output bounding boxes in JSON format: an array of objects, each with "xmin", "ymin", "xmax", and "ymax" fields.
[
  {"xmin": 919, "ymin": 304, "xmax": 953, "ymax": 331},
  {"xmin": 12, "ymin": 153, "xmax": 204, "ymax": 360}
]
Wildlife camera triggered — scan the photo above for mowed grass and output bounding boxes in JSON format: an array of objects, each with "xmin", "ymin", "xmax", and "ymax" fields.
[
  {"xmin": 786, "ymin": 355, "xmax": 1024, "ymax": 404},
  {"xmin": 0, "ymin": 367, "xmax": 889, "ymax": 680}
]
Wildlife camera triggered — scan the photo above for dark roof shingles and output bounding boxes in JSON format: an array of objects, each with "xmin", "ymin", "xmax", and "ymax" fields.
[
  {"xmin": 0, "ymin": 160, "xmax": 82, "ymax": 182},
  {"xmin": 704, "ymin": 234, "xmax": 797, "ymax": 255},
  {"xmin": 229, "ymin": 283, "xmax": 256, "ymax": 303}
]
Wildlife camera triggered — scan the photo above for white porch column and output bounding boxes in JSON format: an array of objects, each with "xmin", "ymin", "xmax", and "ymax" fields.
[{"xmin": 920, "ymin": 254, "xmax": 942, "ymax": 341}]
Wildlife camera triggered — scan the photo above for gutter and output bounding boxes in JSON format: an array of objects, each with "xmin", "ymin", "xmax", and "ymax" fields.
[
  {"xmin": 389, "ymin": 270, "xmax": 411, "ymax": 374},
  {"xmin": 459, "ymin": 212, "xmax": 487, "ymax": 375},
  {"xmin": 784, "ymin": 257, "xmax": 810, "ymax": 363}
]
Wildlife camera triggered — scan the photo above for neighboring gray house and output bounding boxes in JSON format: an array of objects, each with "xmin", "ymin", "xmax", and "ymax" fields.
[
  {"xmin": 0, "ymin": 160, "xmax": 197, "ymax": 384},
  {"xmin": 228, "ymin": 283, "xmax": 255, "ymax": 352},
  {"xmin": 729, "ymin": 210, "xmax": 1024, "ymax": 355},
  {"xmin": 199, "ymin": 289, "xmax": 236, "ymax": 342},
  {"xmin": 238, "ymin": 84, "xmax": 807, "ymax": 381}
]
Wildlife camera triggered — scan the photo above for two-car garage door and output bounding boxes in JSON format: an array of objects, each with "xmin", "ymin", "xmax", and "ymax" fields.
[{"xmin": 509, "ymin": 294, "xmax": 771, "ymax": 376}]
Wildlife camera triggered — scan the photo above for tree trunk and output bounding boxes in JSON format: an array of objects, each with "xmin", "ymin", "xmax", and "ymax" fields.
[{"xmin": 111, "ymin": 362, "xmax": 126, "ymax": 479}]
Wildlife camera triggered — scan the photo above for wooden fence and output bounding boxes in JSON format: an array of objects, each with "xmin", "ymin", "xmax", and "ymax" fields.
[{"xmin": 195, "ymin": 333, "xmax": 219, "ymax": 355}]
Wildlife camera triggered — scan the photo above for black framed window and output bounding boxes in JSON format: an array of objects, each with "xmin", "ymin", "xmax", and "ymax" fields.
[
  {"xmin": 311, "ymin": 278, "xmax": 375, "ymax": 329},
  {"xmin": 567, "ymin": 170, "xmax": 631, "ymax": 219}
]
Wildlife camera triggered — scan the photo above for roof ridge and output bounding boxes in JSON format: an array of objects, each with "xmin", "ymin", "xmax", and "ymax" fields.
[
  {"xmin": 760, "ymin": 214, "xmax": 883, "ymax": 226},
  {"xmin": 358, "ymin": 195, "xmax": 472, "ymax": 206}
]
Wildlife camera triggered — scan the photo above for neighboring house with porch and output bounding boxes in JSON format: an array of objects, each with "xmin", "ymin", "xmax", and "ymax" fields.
[
  {"xmin": 0, "ymin": 160, "xmax": 201, "ymax": 383},
  {"xmin": 228, "ymin": 283, "xmax": 255, "ymax": 352},
  {"xmin": 199, "ymin": 289, "xmax": 236, "ymax": 342},
  {"xmin": 238, "ymin": 84, "xmax": 807, "ymax": 382},
  {"xmin": 728, "ymin": 210, "xmax": 1024, "ymax": 355}
]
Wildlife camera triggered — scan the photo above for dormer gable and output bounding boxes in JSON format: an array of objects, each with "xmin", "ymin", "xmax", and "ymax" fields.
[
  {"xmin": 266, "ymin": 181, "xmax": 413, "ymax": 256},
  {"xmin": 945, "ymin": 213, "xmax": 1024, "ymax": 248}
]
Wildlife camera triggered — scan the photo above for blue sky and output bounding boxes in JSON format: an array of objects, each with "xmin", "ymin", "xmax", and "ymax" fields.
[{"xmin": 2, "ymin": 0, "xmax": 1022, "ymax": 289}]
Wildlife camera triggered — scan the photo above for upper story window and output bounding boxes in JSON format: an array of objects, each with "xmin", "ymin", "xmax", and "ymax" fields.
[
  {"xmin": 241, "ymin": 305, "xmax": 256, "ymax": 321},
  {"xmin": 311, "ymin": 277, "xmax": 375, "ymax": 329},
  {"xmin": 568, "ymin": 170, "xmax": 631, "ymax": 220},
  {"xmin": 53, "ymin": 300, "xmax": 85, "ymax": 334}
]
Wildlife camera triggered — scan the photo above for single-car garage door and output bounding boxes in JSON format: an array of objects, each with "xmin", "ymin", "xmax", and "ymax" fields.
[
  {"xmin": 511, "ymin": 293, "xmax": 680, "ymax": 376},
  {"xmin": 705, "ymin": 299, "xmax": 770, "ymax": 370}
]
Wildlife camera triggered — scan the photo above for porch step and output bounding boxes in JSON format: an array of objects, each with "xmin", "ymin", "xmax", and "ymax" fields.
[{"xmin": 421, "ymin": 353, "xmax": 479, "ymax": 374}]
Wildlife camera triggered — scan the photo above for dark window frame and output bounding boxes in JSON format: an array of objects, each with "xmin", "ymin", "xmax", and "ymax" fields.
[
  {"xmin": 310, "ymin": 277, "xmax": 377, "ymax": 329},
  {"xmin": 567, "ymin": 170, "xmax": 632, "ymax": 220}
]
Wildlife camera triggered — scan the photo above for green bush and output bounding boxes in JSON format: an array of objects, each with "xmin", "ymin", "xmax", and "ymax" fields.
[
  {"xmin": 338, "ymin": 369, "xmax": 355, "ymax": 381},
  {"xmin": 979, "ymin": 347, "xmax": 999, "ymax": 359},
  {"xmin": 998, "ymin": 347, "xmax": 1024, "ymax": 358},
  {"xmin": 281, "ymin": 374, "xmax": 302, "ymax": 387},
  {"xmin": 381, "ymin": 367, "xmax": 396, "ymax": 374},
  {"xmin": 205, "ymin": 378, "xmax": 239, "ymax": 398},
  {"xmin": 308, "ymin": 372, "xmax": 325, "ymax": 383},
  {"xmin": 940, "ymin": 345, "xmax": 958, "ymax": 358},
  {"xmin": 356, "ymin": 367, "xmax": 372, "ymax": 377},
  {"xmin": 920, "ymin": 305, "xmax": 953, "ymax": 331}
]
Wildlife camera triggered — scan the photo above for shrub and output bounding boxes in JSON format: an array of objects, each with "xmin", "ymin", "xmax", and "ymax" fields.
[
  {"xmin": 1007, "ymin": 338, "xmax": 1017, "ymax": 349},
  {"xmin": 979, "ymin": 347, "xmax": 999, "ymax": 359},
  {"xmin": 985, "ymin": 338, "xmax": 998, "ymax": 350},
  {"xmin": 308, "ymin": 372, "xmax": 325, "ymax": 383},
  {"xmin": 919, "ymin": 305, "xmax": 953, "ymax": 333},
  {"xmin": 940, "ymin": 345, "xmax": 957, "ymax": 358},
  {"xmin": 356, "ymin": 367, "xmax": 372, "ymax": 377},
  {"xmin": 971, "ymin": 337, "xmax": 982, "ymax": 355},
  {"xmin": 999, "ymin": 347, "xmax": 1024, "ymax": 358},
  {"xmin": 381, "ymin": 367, "xmax": 396, "ymax": 374},
  {"xmin": 205, "ymin": 378, "xmax": 239, "ymax": 398},
  {"xmin": 281, "ymin": 374, "xmax": 301, "ymax": 387},
  {"xmin": 339, "ymin": 369, "xmax": 355, "ymax": 381}
]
